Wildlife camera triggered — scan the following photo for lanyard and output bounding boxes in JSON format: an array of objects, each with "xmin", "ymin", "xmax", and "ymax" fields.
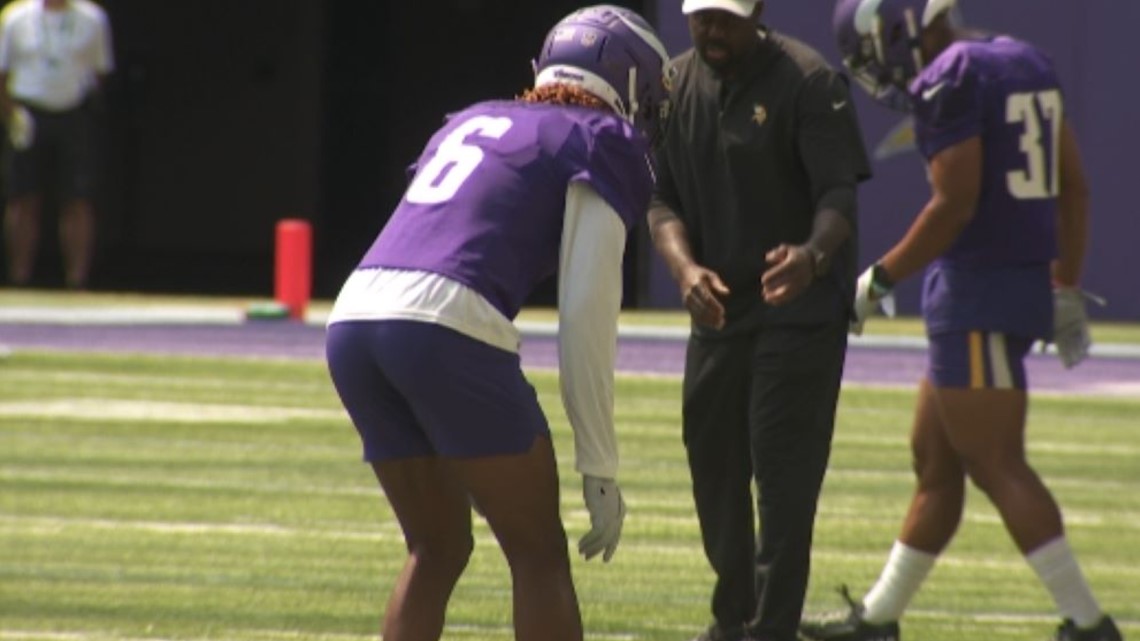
[{"xmin": 38, "ymin": 5, "xmax": 74, "ymax": 67}]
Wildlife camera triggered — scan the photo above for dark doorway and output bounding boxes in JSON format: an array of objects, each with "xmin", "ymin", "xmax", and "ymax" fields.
[
  {"xmin": 85, "ymin": 0, "xmax": 323, "ymax": 294},
  {"xmin": 319, "ymin": 0, "xmax": 649, "ymax": 303},
  {"xmin": 11, "ymin": 1, "xmax": 649, "ymax": 299}
]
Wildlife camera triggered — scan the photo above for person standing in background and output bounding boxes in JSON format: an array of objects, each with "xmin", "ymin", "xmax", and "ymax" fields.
[
  {"xmin": 0, "ymin": 0, "xmax": 113, "ymax": 289},
  {"xmin": 800, "ymin": 1, "xmax": 1120, "ymax": 640},
  {"xmin": 647, "ymin": 1, "xmax": 872, "ymax": 639}
]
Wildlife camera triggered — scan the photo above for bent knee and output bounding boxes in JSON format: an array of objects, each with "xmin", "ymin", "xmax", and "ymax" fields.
[
  {"xmin": 408, "ymin": 533, "xmax": 474, "ymax": 575},
  {"xmin": 963, "ymin": 457, "xmax": 1032, "ymax": 495},
  {"xmin": 912, "ymin": 450, "xmax": 963, "ymax": 488}
]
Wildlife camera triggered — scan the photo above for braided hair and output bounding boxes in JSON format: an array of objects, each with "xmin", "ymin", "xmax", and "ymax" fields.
[{"xmin": 519, "ymin": 84, "xmax": 608, "ymax": 111}]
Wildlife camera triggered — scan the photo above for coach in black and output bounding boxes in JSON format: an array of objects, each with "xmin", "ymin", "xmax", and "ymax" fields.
[{"xmin": 647, "ymin": 1, "xmax": 871, "ymax": 640}]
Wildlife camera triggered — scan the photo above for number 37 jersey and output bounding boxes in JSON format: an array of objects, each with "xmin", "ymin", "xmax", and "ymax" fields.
[
  {"xmin": 357, "ymin": 100, "xmax": 653, "ymax": 319},
  {"xmin": 910, "ymin": 36, "xmax": 1063, "ymax": 268}
]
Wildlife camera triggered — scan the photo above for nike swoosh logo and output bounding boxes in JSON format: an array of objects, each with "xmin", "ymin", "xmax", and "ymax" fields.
[
  {"xmin": 832, "ymin": 100, "xmax": 847, "ymax": 111},
  {"xmin": 922, "ymin": 82, "xmax": 946, "ymax": 101}
]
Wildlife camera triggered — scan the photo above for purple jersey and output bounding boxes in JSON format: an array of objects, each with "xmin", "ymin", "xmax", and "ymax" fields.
[
  {"xmin": 357, "ymin": 100, "xmax": 652, "ymax": 319},
  {"xmin": 909, "ymin": 37, "xmax": 1061, "ymax": 339}
]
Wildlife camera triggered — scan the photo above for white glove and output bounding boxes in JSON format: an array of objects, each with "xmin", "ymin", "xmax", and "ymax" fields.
[
  {"xmin": 1053, "ymin": 287, "xmax": 1092, "ymax": 369},
  {"xmin": 850, "ymin": 265, "xmax": 896, "ymax": 336},
  {"xmin": 579, "ymin": 475, "xmax": 625, "ymax": 562},
  {"xmin": 8, "ymin": 106, "xmax": 34, "ymax": 150}
]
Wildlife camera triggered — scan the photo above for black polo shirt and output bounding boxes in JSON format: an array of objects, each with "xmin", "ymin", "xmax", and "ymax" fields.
[{"xmin": 653, "ymin": 28, "xmax": 872, "ymax": 336}]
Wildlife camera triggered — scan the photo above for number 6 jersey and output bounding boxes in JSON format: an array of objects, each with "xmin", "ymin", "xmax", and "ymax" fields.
[
  {"xmin": 362, "ymin": 100, "xmax": 649, "ymax": 317},
  {"xmin": 328, "ymin": 99, "xmax": 653, "ymax": 355}
]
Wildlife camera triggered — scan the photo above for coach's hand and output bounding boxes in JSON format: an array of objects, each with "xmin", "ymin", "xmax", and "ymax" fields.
[
  {"xmin": 850, "ymin": 264, "xmax": 896, "ymax": 336},
  {"xmin": 761, "ymin": 244, "xmax": 813, "ymax": 306},
  {"xmin": 1053, "ymin": 287, "xmax": 1092, "ymax": 369},
  {"xmin": 679, "ymin": 265, "xmax": 730, "ymax": 330},
  {"xmin": 579, "ymin": 475, "xmax": 625, "ymax": 563}
]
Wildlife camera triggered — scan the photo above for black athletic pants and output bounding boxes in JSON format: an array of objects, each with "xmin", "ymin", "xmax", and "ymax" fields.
[{"xmin": 682, "ymin": 320, "xmax": 847, "ymax": 641}]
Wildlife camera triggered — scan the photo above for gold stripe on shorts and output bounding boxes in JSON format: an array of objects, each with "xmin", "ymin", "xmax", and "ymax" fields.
[{"xmin": 969, "ymin": 331, "xmax": 985, "ymax": 389}]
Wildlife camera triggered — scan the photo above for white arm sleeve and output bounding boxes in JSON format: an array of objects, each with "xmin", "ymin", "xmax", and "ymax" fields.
[{"xmin": 558, "ymin": 181, "xmax": 627, "ymax": 480}]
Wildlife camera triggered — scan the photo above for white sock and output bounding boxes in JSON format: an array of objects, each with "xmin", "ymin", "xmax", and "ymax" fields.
[
  {"xmin": 861, "ymin": 541, "xmax": 938, "ymax": 624},
  {"xmin": 1026, "ymin": 537, "xmax": 1103, "ymax": 628}
]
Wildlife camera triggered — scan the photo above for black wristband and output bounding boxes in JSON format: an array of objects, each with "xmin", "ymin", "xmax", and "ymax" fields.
[{"xmin": 870, "ymin": 262, "xmax": 894, "ymax": 295}]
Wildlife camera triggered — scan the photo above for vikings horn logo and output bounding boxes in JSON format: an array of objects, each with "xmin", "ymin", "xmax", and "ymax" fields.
[{"xmin": 752, "ymin": 104, "xmax": 767, "ymax": 126}]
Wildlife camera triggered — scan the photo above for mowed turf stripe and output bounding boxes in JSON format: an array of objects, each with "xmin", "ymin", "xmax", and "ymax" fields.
[
  {"xmin": 4, "ymin": 509, "xmax": 1137, "ymax": 583},
  {"xmin": 3, "ymin": 508, "xmax": 1135, "ymax": 559},
  {"xmin": 0, "ymin": 399, "xmax": 343, "ymax": 423}
]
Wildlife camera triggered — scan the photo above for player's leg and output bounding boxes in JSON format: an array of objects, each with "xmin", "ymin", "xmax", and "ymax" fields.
[
  {"xmin": 379, "ymin": 321, "xmax": 583, "ymax": 641},
  {"xmin": 800, "ymin": 345, "xmax": 959, "ymax": 640},
  {"xmin": 857, "ymin": 377, "xmax": 960, "ymax": 627},
  {"xmin": 326, "ymin": 321, "xmax": 474, "ymax": 641},
  {"xmin": 897, "ymin": 377, "xmax": 966, "ymax": 553},
  {"xmin": 933, "ymin": 331, "xmax": 1113, "ymax": 635},
  {"xmin": 925, "ymin": 335, "xmax": 1057, "ymax": 549},
  {"xmin": 371, "ymin": 457, "xmax": 474, "ymax": 641},
  {"xmin": 450, "ymin": 437, "xmax": 582, "ymax": 641}
]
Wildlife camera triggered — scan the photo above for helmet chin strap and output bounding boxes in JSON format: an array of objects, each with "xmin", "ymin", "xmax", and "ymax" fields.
[
  {"xmin": 871, "ymin": 8, "xmax": 926, "ymax": 88},
  {"xmin": 870, "ymin": 17, "xmax": 887, "ymax": 70},
  {"xmin": 627, "ymin": 68, "xmax": 639, "ymax": 125}
]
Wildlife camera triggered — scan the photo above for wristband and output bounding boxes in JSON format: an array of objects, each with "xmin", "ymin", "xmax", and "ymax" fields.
[{"xmin": 870, "ymin": 262, "xmax": 894, "ymax": 297}]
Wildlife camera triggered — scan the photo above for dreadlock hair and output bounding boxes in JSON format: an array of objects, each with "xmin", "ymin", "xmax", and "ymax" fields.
[{"xmin": 519, "ymin": 83, "xmax": 609, "ymax": 111}]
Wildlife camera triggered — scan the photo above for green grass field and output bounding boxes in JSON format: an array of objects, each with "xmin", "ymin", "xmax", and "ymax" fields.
[{"xmin": 2, "ymin": 350, "xmax": 1137, "ymax": 641}]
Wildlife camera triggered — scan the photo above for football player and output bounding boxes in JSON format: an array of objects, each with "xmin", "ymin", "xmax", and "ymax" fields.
[
  {"xmin": 800, "ymin": 1, "xmax": 1122, "ymax": 641},
  {"xmin": 323, "ymin": 6, "xmax": 672, "ymax": 641}
]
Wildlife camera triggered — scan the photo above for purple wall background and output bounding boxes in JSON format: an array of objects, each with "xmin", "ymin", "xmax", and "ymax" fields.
[{"xmin": 646, "ymin": 0, "xmax": 1138, "ymax": 321}]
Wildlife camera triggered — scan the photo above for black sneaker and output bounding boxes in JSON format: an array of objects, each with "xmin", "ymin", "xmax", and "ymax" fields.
[
  {"xmin": 1053, "ymin": 616, "xmax": 1123, "ymax": 641},
  {"xmin": 798, "ymin": 586, "xmax": 900, "ymax": 641}
]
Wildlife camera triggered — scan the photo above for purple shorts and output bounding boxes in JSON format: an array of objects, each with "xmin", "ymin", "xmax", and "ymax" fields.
[
  {"xmin": 325, "ymin": 320, "xmax": 549, "ymax": 462},
  {"xmin": 927, "ymin": 331, "xmax": 1032, "ymax": 390}
]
